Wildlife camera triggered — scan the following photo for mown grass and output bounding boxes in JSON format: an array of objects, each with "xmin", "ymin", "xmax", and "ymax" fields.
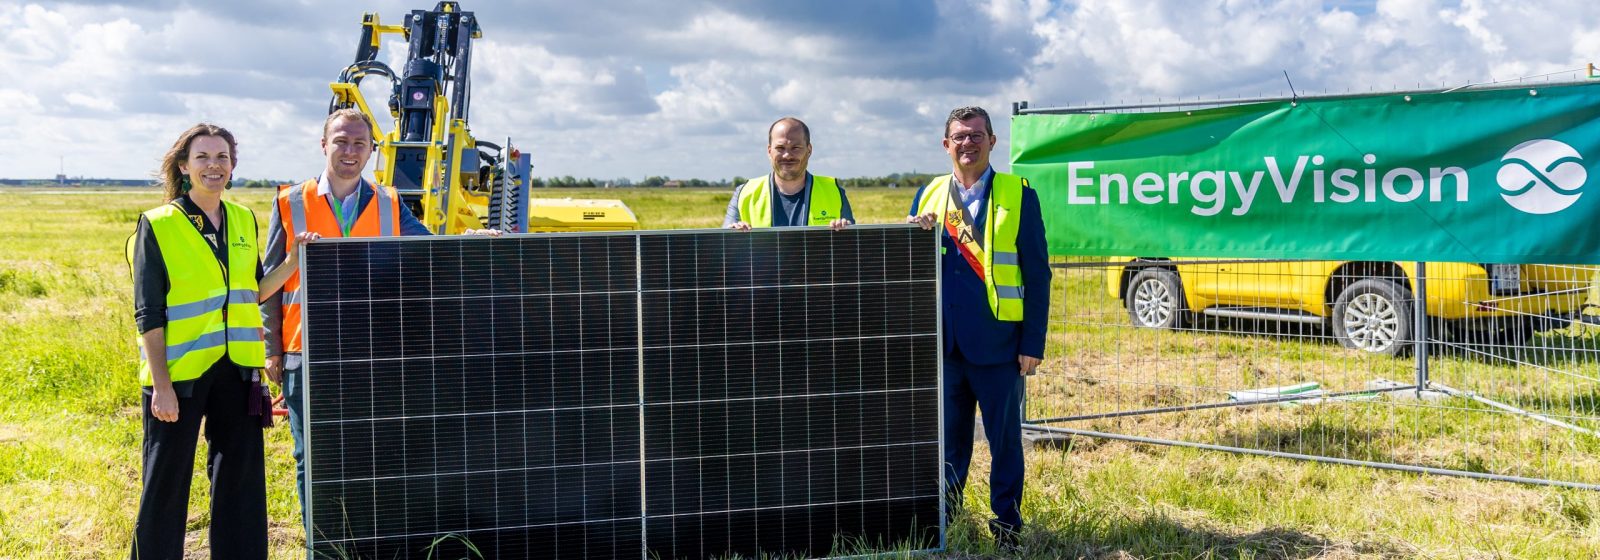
[{"xmin": 2, "ymin": 187, "xmax": 1598, "ymax": 559}]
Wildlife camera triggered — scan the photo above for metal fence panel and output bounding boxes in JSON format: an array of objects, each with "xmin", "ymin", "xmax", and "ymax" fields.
[{"xmin": 1026, "ymin": 257, "xmax": 1600, "ymax": 489}]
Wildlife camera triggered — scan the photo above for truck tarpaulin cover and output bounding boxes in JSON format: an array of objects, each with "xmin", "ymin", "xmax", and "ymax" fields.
[{"xmin": 1010, "ymin": 82, "xmax": 1600, "ymax": 264}]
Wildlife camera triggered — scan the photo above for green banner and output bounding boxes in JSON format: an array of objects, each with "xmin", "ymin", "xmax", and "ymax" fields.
[{"xmin": 1011, "ymin": 83, "xmax": 1600, "ymax": 263}]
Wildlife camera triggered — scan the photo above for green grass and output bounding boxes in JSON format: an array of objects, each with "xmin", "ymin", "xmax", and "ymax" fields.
[{"xmin": 3, "ymin": 187, "xmax": 1599, "ymax": 559}]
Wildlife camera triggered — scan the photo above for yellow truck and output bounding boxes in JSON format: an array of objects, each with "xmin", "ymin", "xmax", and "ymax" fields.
[{"xmin": 1107, "ymin": 259, "xmax": 1589, "ymax": 355}]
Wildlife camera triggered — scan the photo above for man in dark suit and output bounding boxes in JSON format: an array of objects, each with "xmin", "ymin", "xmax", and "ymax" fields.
[{"xmin": 908, "ymin": 106, "xmax": 1050, "ymax": 551}]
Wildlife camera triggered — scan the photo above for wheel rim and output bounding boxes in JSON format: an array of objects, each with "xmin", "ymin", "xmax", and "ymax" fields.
[
  {"xmin": 1132, "ymin": 279, "xmax": 1174, "ymax": 326},
  {"xmin": 1342, "ymin": 292, "xmax": 1399, "ymax": 351}
]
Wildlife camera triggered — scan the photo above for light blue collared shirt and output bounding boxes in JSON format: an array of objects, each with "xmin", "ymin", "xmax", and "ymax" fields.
[
  {"xmin": 316, "ymin": 175, "xmax": 364, "ymax": 233},
  {"xmin": 954, "ymin": 167, "xmax": 994, "ymax": 224}
]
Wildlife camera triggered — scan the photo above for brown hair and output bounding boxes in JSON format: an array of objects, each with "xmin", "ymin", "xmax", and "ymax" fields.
[
  {"xmin": 767, "ymin": 117, "xmax": 810, "ymax": 145},
  {"xmin": 157, "ymin": 123, "xmax": 237, "ymax": 202},
  {"xmin": 323, "ymin": 108, "xmax": 375, "ymax": 141},
  {"xmin": 944, "ymin": 106, "xmax": 993, "ymax": 137}
]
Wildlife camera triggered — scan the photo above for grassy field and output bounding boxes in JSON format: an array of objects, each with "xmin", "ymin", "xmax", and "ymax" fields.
[{"xmin": 2, "ymin": 186, "xmax": 1599, "ymax": 559}]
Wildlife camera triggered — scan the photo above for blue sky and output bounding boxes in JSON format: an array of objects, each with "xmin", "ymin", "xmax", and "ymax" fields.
[{"xmin": 1, "ymin": 0, "xmax": 1595, "ymax": 182}]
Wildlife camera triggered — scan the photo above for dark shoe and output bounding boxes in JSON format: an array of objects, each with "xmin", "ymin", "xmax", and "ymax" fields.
[{"xmin": 989, "ymin": 519, "xmax": 1022, "ymax": 554}]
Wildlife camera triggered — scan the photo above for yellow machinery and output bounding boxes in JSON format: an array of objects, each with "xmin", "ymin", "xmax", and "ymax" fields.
[{"xmin": 329, "ymin": 1, "xmax": 637, "ymax": 234}]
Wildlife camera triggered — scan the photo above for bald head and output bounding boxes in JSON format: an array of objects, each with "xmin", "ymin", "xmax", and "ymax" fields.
[
  {"xmin": 766, "ymin": 117, "xmax": 812, "ymax": 185},
  {"xmin": 767, "ymin": 117, "xmax": 810, "ymax": 146}
]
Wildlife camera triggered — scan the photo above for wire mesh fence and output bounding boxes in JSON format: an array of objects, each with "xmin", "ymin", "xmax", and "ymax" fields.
[{"xmin": 1026, "ymin": 256, "xmax": 1600, "ymax": 489}]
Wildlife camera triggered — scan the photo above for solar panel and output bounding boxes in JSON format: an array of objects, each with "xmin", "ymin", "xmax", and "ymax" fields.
[{"xmin": 301, "ymin": 225, "xmax": 942, "ymax": 559}]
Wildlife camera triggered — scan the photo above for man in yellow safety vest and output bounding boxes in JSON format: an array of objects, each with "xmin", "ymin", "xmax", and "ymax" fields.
[
  {"xmin": 723, "ymin": 117, "xmax": 854, "ymax": 231},
  {"xmin": 909, "ymin": 106, "xmax": 1051, "ymax": 553}
]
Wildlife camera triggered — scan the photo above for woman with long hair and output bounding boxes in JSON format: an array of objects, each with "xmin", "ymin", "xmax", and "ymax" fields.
[{"xmin": 127, "ymin": 123, "xmax": 310, "ymax": 559}]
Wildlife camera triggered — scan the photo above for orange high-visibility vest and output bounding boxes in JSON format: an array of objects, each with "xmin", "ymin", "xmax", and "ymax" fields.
[{"xmin": 275, "ymin": 179, "xmax": 401, "ymax": 352}]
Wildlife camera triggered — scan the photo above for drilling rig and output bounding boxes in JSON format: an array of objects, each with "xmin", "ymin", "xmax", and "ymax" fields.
[{"xmin": 328, "ymin": 1, "xmax": 638, "ymax": 234}]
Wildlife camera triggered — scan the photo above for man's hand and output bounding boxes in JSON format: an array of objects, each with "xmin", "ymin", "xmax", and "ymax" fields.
[
  {"xmin": 1018, "ymin": 355, "xmax": 1041, "ymax": 376},
  {"xmin": 150, "ymin": 382, "xmax": 180, "ymax": 422},
  {"xmin": 265, "ymin": 355, "xmax": 284, "ymax": 385},
  {"xmin": 464, "ymin": 229, "xmax": 504, "ymax": 237},
  {"xmin": 727, "ymin": 221, "xmax": 753, "ymax": 232},
  {"xmin": 828, "ymin": 218, "xmax": 851, "ymax": 232},
  {"xmin": 908, "ymin": 212, "xmax": 938, "ymax": 230}
]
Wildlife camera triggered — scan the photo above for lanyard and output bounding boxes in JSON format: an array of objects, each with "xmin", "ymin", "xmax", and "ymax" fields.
[{"xmin": 327, "ymin": 191, "xmax": 358, "ymax": 237}]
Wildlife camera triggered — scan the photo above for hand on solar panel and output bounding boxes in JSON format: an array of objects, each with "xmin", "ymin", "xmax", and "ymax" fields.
[
  {"xmin": 1019, "ymin": 355, "xmax": 1041, "ymax": 376},
  {"xmin": 464, "ymin": 228, "xmax": 504, "ymax": 236},
  {"xmin": 260, "ymin": 232, "xmax": 322, "ymax": 302},
  {"xmin": 726, "ymin": 221, "xmax": 753, "ymax": 231},
  {"xmin": 908, "ymin": 212, "xmax": 938, "ymax": 230},
  {"xmin": 285, "ymin": 231, "xmax": 322, "ymax": 261},
  {"xmin": 828, "ymin": 218, "xmax": 852, "ymax": 231}
]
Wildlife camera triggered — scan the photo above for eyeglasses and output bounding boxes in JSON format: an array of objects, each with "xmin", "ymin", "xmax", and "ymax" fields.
[{"xmin": 947, "ymin": 133, "xmax": 989, "ymax": 144}]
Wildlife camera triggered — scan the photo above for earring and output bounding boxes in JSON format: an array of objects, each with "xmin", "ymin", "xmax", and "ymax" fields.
[
  {"xmin": 180, "ymin": 176, "xmax": 192, "ymax": 193},
  {"xmin": 224, "ymin": 180, "xmax": 233, "ymax": 190}
]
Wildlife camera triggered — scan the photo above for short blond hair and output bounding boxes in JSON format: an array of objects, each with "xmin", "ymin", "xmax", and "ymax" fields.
[{"xmin": 323, "ymin": 108, "xmax": 375, "ymax": 141}]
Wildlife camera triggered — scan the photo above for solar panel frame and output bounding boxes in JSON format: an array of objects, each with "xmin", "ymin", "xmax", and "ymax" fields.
[{"xmin": 300, "ymin": 224, "xmax": 944, "ymax": 559}]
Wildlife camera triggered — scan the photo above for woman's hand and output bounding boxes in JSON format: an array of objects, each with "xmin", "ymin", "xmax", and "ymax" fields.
[
  {"xmin": 286, "ymin": 232, "xmax": 322, "ymax": 263},
  {"xmin": 260, "ymin": 232, "xmax": 321, "ymax": 301},
  {"xmin": 150, "ymin": 381, "xmax": 180, "ymax": 422}
]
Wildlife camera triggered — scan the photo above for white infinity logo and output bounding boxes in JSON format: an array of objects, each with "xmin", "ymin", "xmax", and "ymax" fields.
[{"xmin": 1497, "ymin": 139, "xmax": 1587, "ymax": 215}]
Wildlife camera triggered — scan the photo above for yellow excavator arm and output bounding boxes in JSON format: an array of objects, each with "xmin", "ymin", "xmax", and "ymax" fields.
[{"xmin": 327, "ymin": 2, "xmax": 637, "ymax": 235}]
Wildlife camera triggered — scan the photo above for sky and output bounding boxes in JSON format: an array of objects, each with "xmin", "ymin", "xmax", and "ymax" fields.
[{"xmin": 1, "ymin": 0, "xmax": 1597, "ymax": 183}]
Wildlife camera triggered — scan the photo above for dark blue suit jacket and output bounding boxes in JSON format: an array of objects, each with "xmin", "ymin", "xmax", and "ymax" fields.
[{"xmin": 911, "ymin": 174, "xmax": 1051, "ymax": 366}]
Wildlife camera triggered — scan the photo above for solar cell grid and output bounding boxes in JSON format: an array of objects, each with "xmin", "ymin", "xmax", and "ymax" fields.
[{"xmin": 303, "ymin": 225, "xmax": 941, "ymax": 559}]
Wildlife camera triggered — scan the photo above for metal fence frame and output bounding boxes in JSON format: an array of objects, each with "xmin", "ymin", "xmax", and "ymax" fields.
[{"xmin": 1021, "ymin": 258, "xmax": 1600, "ymax": 491}]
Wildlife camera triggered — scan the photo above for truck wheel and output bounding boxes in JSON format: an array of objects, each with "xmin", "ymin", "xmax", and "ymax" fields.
[
  {"xmin": 1332, "ymin": 279, "xmax": 1413, "ymax": 356},
  {"xmin": 1126, "ymin": 269, "xmax": 1188, "ymax": 329}
]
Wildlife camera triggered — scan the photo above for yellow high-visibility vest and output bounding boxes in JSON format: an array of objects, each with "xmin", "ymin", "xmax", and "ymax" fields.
[
  {"xmin": 128, "ymin": 199, "xmax": 265, "ymax": 385},
  {"xmin": 916, "ymin": 172, "xmax": 1027, "ymax": 321},
  {"xmin": 736, "ymin": 174, "xmax": 844, "ymax": 227}
]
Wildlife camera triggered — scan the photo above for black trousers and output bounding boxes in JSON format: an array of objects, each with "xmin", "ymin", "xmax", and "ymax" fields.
[{"xmin": 130, "ymin": 360, "xmax": 267, "ymax": 560}]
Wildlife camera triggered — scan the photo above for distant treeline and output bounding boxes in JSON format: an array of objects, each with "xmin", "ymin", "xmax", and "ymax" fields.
[
  {"xmin": 533, "ymin": 172, "xmax": 940, "ymax": 190},
  {"xmin": 0, "ymin": 178, "xmax": 288, "ymax": 188}
]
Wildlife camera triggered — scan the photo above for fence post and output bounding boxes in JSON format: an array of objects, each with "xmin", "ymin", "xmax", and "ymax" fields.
[
  {"xmin": 1414, "ymin": 261, "xmax": 1430, "ymax": 395},
  {"xmin": 1020, "ymin": 375, "xmax": 1028, "ymax": 423}
]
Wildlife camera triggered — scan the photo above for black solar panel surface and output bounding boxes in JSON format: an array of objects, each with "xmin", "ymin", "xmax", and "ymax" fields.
[{"xmin": 303, "ymin": 226, "xmax": 941, "ymax": 559}]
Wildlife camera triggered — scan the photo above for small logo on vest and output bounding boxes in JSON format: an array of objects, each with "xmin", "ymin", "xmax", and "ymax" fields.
[{"xmin": 1497, "ymin": 139, "xmax": 1587, "ymax": 215}]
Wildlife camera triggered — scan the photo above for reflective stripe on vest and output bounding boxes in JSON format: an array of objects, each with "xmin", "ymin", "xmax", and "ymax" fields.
[
  {"xmin": 736, "ymin": 175, "xmax": 844, "ymax": 227},
  {"xmin": 915, "ymin": 173, "xmax": 1027, "ymax": 322},
  {"xmin": 275, "ymin": 179, "xmax": 402, "ymax": 353},
  {"xmin": 131, "ymin": 199, "xmax": 266, "ymax": 385},
  {"xmin": 162, "ymin": 288, "xmax": 258, "ymax": 322}
]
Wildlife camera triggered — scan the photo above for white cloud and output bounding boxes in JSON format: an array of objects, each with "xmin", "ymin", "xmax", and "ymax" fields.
[
  {"xmin": 646, "ymin": 10, "xmax": 838, "ymax": 64},
  {"xmin": 3, "ymin": 0, "xmax": 1600, "ymax": 182}
]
